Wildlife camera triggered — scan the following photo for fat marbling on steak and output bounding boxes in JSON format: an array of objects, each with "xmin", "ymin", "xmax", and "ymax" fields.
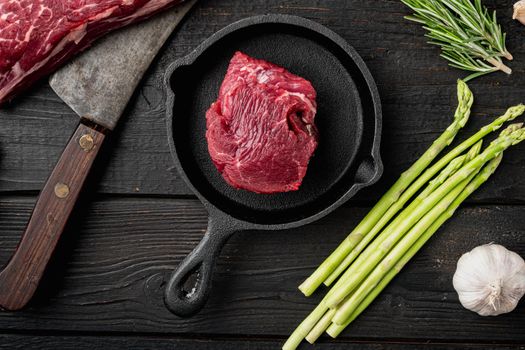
[
  {"xmin": 0, "ymin": 0, "xmax": 183, "ymax": 104},
  {"xmin": 206, "ymin": 51, "xmax": 319, "ymax": 194}
]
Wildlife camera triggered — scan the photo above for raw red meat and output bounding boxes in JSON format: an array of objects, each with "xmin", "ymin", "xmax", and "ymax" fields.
[
  {"xmin": 0, "ymin": 0, "xmax": 183, "ymax": 104},
  {"xmin": 206, "ymin": 51, "xmax": 319, "ymax": 194}
]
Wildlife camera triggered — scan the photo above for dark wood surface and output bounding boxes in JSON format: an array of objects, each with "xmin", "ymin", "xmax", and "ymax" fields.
[
  {"xmin": 0, "ymin": 0, "xmax": 524, "ymax": 349},
  {"xmin": 2, "ymin": 334, "xmax": 524, "ymax": 350},
  {"xmin": 3, "ymin": 334, "xmax": 524, "ymax": 350}
]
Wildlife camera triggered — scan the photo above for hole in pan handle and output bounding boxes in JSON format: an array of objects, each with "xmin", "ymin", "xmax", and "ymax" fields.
[{"xmin": 164, "ymin": 217, "xmax": 238, "ymax": 317}]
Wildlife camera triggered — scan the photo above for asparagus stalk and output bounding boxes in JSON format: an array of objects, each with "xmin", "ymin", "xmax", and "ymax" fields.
[
  {"xmin": 324, "ymin": 152, "xmax": 473, "ymax": 302},
  {"xmin": 333, "ymin": 171, "xmax": 479, "ymax": 324},
  {"xmin": 325, "ymin": 125, "xmax": 525, "ymax": 308},
  {"xmin": 324, "ymin": 142, "xmax": 480, "ymax": 287},
  {"xmin": 323, "ymin": 104, "xmax": 524, "ymax": 287},
  {"xmin": 283, "ymin": 133, "xmax": 482, "ymax": 350},
  {"xmin": 324, "ymin": 143, "xmax": 478, "ymax": 287},
  {"xmin": 284, "ymin": 124, "xmax": 523, "ymax": 350},
  {"xmin": 326, "ymin": 153, "xmax": 503, "ymax": 337},
  {"xmin": 282, "ymin": 303, "xmax": 330, "ymax": 350},
  {"xmin": 289, "ymin": 152, "xmax": 501, "ymax": 348},
  {"xmin": 429, "ymin": 140, "xmax": 482, "ymax": 189},
  {"xmin": 298, "ymin": 80, "xmax": 474, "ymax": 296},
  {"xmin": 305, "ymin": 308, "xmax": 336, "ymax": 344}
]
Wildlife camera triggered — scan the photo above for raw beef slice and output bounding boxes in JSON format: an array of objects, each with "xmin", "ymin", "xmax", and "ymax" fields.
[
  {"xmin": 206, "ymin": 51, "xmax": 319, "ymax": 194},
  {"xmin": 0, "ymin": 0, "xmax": 183, "ymax": 104}
]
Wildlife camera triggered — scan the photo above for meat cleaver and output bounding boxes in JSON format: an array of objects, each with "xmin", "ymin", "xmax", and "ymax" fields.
[{"xmin": 0, "ymin": 0, "xmax": 196, "ymax": 311}]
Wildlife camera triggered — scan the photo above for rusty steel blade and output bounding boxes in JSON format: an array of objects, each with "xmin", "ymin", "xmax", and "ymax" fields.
[{"xmin": 49, "ymin": 0, "xmax": 196, "ymax": 130}]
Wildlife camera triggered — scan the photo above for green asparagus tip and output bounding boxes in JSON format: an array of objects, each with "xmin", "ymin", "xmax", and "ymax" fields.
[
  {"xmin": 502, "ymin": 104, "xmax": 525, "ymax": 121},
  {"xmin": 491, "ymin": 105, "xmax": 525, "ymax": 131},
  {"xmin": 466, "ymin": 140, "xmax": 483, "ymax": 161},
  {"xmin": 499, "ymin": 123, "xmax": 524, "ymax": 137},
  {"xmin": 457, "ymin": 80, "xmax": 472, "ymax": 103},
  {"xmin": 487, "ymin": 126, "xmax": 525, "ymax": 154},
  {"xmin": 456, "ymin": 79, "xmax": 467, "ymax": 90},
  {"xmin": 454, "ymin": 80, "xmax": 473, "ymax": 126},
  {"xmin": 443, "ymin": 155, "xmax": 466, "ymax": 177},
  {"xmin": 476, "ymin": 154, "xmax": 504, "ymax": 183},
  {"xmin": 496, "ymin": 126, "xmax": 525, "ymax": 146},
  {"xmin": 512, "ymin": 128, "xmax": 525, "ymax": 145}
]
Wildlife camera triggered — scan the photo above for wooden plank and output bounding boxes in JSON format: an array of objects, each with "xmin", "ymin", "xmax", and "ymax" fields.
[
  {"xmin": 1, "ymin": 0, "xmax": 525, "ymax": 203},
  {"xmin": 0, "ymin": 196, "xmax": 524, "ymax": 342},
  {"xmin": 0, "ymin": 334, "xmax": 523, "ymax": 350}
]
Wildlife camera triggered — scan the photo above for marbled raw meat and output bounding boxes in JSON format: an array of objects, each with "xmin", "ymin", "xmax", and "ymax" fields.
[
  {"xmin": 0, "ymin": 0, "xmax": 183, "ymax": 104},
  {"xmin": 206, "ymin": 51, "xmax": 319, "ymax": 194}
]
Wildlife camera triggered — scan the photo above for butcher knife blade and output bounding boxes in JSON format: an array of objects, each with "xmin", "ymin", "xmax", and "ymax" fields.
[{"xmin": 0, "ymin": 0, "xmax": 196, "ymax": 311}]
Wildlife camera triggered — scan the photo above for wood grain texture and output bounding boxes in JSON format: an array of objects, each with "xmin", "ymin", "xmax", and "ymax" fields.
[
  {"xmin": 1, "ymin": 0, "xmax": 525, "ymax": 348},
  {"xmin": 1, "ymin": 334, "xmax": 524, "ymax": 350},
  {"xmin": 0, "ymin": 197, "xmax": 523, "ymax": 342},
  {"xmin": 1, "ymin": 0, "xmax": 525, "ymax": 203},
  {"xmin": 0, "ymin": 123, "xmax": 105, "ymax": 311}
]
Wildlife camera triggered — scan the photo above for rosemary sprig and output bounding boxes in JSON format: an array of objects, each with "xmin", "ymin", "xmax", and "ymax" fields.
[{"xmin": 402, "ymin": 0, "xmax": 512, "ymax": 81}]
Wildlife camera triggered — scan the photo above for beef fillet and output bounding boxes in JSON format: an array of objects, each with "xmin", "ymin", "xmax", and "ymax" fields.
[
  {"xmin": 0, "ymin": 0, "xmax": 183, "ymax": 104},
  {"xmin": 205, "ymin": 51, "xmax": 318, "ymax": 194}
]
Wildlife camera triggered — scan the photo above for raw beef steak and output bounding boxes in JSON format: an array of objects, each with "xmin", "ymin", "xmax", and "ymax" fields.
[
  {"xmin": 206, "ymin": 51, "xmax": 319, "ymax": 194},
  {"xmin": 0, "ymin": 0, "xmax": 183, "ymax": 104}
]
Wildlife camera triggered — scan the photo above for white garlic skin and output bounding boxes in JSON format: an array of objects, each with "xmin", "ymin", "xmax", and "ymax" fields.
[
  {"xmin": 453, "ymin": 244, "xmax": 525, "ymax": 316},
  {"xmin": 514, "ymin": 1, "xmax": 525, "ymax": 26}
]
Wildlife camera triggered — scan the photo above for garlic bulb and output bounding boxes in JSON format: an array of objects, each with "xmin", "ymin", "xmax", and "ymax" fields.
[
  {"xmin": 513, "ymin": 1, "xmax": 525, "ymax": 25},
  {"xmin": 453, "ymin": 244, "xmax": 525, "ymax": 316}
]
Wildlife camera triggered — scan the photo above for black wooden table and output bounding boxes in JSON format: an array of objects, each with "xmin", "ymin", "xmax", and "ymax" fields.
[{"xmin": 1, "ymin": 1, "xmax": 525, "ymax": 349}]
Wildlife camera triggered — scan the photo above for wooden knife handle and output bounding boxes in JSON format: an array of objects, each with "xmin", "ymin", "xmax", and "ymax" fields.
[{"xmin": 0, "ymin": 122, "xmax": 105, "ymax": 311}]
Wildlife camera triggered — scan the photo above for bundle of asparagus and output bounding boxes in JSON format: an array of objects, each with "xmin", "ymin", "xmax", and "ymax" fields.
[{"xmin": 283, "ymin": 80, "xmax": 525, "ymax": 350}]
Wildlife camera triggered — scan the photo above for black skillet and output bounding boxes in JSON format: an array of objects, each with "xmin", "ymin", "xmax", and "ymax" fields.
[{"xmin": 164, "ymin": 14, "xmax": 383, "ymax": 317}]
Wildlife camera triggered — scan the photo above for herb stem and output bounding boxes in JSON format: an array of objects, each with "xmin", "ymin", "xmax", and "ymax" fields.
[
  {"xmin": 403, "ymin": 0, "xmax": 512, "ymax": 79},
  {"xmin": 487, "ymin": 57, "xmax": 512, "ymax": 74}
]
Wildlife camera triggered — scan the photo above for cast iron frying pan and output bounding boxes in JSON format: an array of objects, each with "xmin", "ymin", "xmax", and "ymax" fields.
[{"xmin": 164, "ymin": 14, "xmax": 383, "ymax": 317}]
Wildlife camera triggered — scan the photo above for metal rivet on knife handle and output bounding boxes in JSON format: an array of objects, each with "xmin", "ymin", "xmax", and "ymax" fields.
[
  {"xmin": 54, "ymin": 183, "xmax": 70, "ymax": 198},
  {"xmin": 79, "ymin": 134, "xmax": 94, "ymax": 151}
]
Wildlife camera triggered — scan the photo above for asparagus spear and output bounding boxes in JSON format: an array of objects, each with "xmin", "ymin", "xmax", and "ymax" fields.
[
  {"xmin": 298, "ymin": 80, "xmax": 474, "ymax": 296},
  {"xmin": 283, "ymin": 135, "xmax": 482, "ymax": 350},
  {"xmin": 284, "ymin": 123, "xmax": 524, "ymax": 350},
  {"xmin": 333, "ymin": 170, "xmax": 480, "ymax": 323},
  {"xmin": 290, "ymin": 148, "xmax": 506, "ymax": 348},
  {"xmin": 282, "ymin": 303, "xmax": 329, "ymax": 350},
  {"xmin": 323, "ymin": 104, "xmax": 525, "ymax": 287},
  {"xmin": 325, "ymin": 125, "xmax": 525, "ymax": 308},
  {"xmin": 305, "ymin": 308, "xmax": 336, "ymax": 344},
  {"xmin": 326, "ymin": 153, "xmax": 503, "ymax": 337},
  {"xmin": 324, "ymin": 149, "xmax": 476, "ymax": 301}
]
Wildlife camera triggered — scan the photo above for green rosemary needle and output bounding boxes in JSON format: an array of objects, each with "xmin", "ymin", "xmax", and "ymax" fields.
[{"xmin": 402, "ymin": 0, "xmax": 512, "ymax": 81}]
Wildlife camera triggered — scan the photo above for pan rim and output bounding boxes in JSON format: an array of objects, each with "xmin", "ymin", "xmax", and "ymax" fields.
[{"xmin": 165, "ymin": 14, "xmax": 383, "ymax": 230}]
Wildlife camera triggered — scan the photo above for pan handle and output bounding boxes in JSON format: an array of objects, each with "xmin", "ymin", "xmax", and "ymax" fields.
[{"xmin": 164, "ymin": 217, "xmax": 237, "ymax": 317}]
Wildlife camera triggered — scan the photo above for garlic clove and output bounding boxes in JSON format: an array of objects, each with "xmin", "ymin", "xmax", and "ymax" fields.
[
  {"xmin": 514, "ymin": 1, "xmax": 525, "ymax": 25},
  {"xmin": 453, "ymin": 244, "xmax": 525, "ymax": 316}
]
